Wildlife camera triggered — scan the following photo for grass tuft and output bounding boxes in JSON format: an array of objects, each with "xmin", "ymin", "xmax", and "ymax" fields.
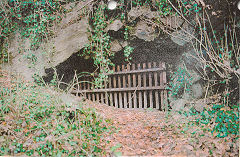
[{"xmin": 0, "ymin": 70, "xmax": 112, "ymax": 156}]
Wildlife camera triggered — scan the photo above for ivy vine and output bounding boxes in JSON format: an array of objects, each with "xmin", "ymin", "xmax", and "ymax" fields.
[{"xmin": 0, "ymin": 0, "xmax": 63, "ymax": 62}]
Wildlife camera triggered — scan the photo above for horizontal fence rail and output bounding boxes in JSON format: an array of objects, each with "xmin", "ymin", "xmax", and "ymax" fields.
[{"xmin": 72, "ymin": 62, "xmax": 168, "ymax": 110}]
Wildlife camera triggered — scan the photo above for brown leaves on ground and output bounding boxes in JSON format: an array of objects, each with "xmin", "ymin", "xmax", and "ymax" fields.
[{"xmin": 84, "ymin": 100, "xmax": 239, "ymax": 156}]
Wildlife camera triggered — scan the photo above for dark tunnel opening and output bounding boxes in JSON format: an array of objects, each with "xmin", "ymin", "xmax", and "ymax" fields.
[
  {"xmin": 43, "ymin": 35, "xmax": 186, "ymax": 90},
  {"xmin": 43, "ymin": 52, "xmax": 96, "ymax": 89}
]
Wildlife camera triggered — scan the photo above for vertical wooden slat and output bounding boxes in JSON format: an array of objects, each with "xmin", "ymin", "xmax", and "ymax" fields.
[
  {"xmin": 96, "ymin": 94, "xmax": 100, "ymax": 103},
  {"xmin": 137, "ymin": 63, "xmax": 142, "ymax": 108},
  {"xmin": 101, "ymin": 92, "xmax": 104, "ymax": 104},
  {"xmin": 132, "ymin": 64, "xmax": 137, "ymax": 108},
  {"xmin": 148, "ymin": 62, "xmax": 153, "ymax": 108},
  {"xmin": 117, "ymin": 65, "xmax": 123, "ymax": 108},
  {"xmin": 84, "ymin": 83, "xmax": 87, "ymax": 98},
  {"xmin": 88, "ymin": 93, "xmax": 91, "ymax": 101},
  {"xmin": 162, "ymin": 62, "xmax": 168, "ymax": 111},
  {"xmin": 104, "ymin": 79, "xmax": 109, "ymax": 105},
  {"xmin": 109, "ymin": 76, "xmax": 113, "ymax": 106},
  {"xmin": 76, "ymin": 75, "xmax": 80, "ymax": 96},
  {"xmin": 92, "ymin": 92, "xmax": 95, "ymax": 102},
  {"xmin": 81, "ymin": 80, "xmax": 86, "ymax": 98},
  {"xmin": 96, "ymin": 86, "xmax": 100, "ymax": 103},
  {"xmin": 79, "ymin": 80, "xmax": 82, "ymax": 91},
  {"xmin": 97, "ymin": 78, "xmax": 102, "ymax": 103},
  {"xmin": 113, "ymin": 66, "xmax": 118, "ymax": 108},
  {"xmin": 77, "ymin": 80, "xmax": 81, "ymax": 97},
  {"xmin": 92, "ymin": 79, "xmax": 95, "ymax": 102},
  {"xmin": 99, "ymin": 80, "xmax": 103, "ymax": 103},
  {"xmin": 159, "ymin": 62, "xmax": 164, "ymax": 111},
  {"xmin": 143, "ymin": 63, "xmax": 148, "ymax": 108},
  {"xmin": 83, "ymin": 78, "xmax": 86, "ymax": 90},
  {"xmin": 122, "ymin": 65, "xmax": 127, "ymax": 108},
  {"xmin": 86, "ymin": 78, "xmax": 90, "ymax": 100},
  {"xmin": 88, "ymin": 79, "xmax": 92, "ymax": 101},
  {"xmin": 127, "ymin": 64, "xmax": 132, "ymax": 108},
  {"xmin": 153, "ymin": 62, "xmax": 160, "ymax": 109}
]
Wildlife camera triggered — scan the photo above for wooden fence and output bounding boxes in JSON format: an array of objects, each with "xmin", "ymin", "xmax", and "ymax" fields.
[{"xmin": 72, "ymin": 62, "xmax": 168, "ymax": 110}]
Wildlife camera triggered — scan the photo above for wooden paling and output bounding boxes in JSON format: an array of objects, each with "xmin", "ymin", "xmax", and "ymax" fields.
[
  {"xmin": 148, "ymin": 62, "xmax": 153, "ymax": 108},
  {"xmin": 132, "ymin": 64, "xmax": 137, "ymax": 108},
  {"xmin": 104, "ymin": 78, "xmax": 108, "ymax": 105},
  {"xmin": 153, "ymin": 62, "xmax": 160, "ymax": 109},
  {"xmin": 142, "ymin": 63, "xmax": 147, "ymax": 108},
  {"xmin": 122, "ymin": 65, "xmax": 127, "ymax": 108},
  {"xmin": 127, "ymin": 64, "xmax": 132, "ymax": 108},
  {"xmin": 162, "ymin": 62, "xmax": 168, "ymax": 111},
  {"xmin": 109, "ymin": 75, "xmax": 113, "ymax": 106},
  {"xmin": 160, "ymin": 62, "xmax": 164, "ymax": 111},
  {"xmin": 113, "ymin": 66, "xmax": 118, "ymax": 108},
  {"xmin": 137, "ymin": 63, "xmax": 143, "ymax": 108},
  {"xmin": 73, "ymin": 62, "xmax": 168, "ymax": 110},
  {"xmin": 117, "ymin": 65, "xmax": 123, "ymax": 108}
]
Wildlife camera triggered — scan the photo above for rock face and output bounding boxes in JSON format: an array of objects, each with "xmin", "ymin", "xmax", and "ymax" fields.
[
  {"xmin": 4, "ymin": 3, "xmax": 89, "ymax": 81},
  {"xmin": 193, "ymin": 99, "xmax": 207, "ymax": 112},
  {"xmin": 3, "ymin": 34, "xmax": 47, "ymax": 81},
  {"xmin": 48, "ymin": 18, "xmax": 89, "ymax": 67},
  {"xmin": 159, "ymin": 15, "xmax": 184, "ymax": 29},
  {"xmin": 168, "ymin": 47, "xmax": 205, "ymax": 111},
  {"xmin": 192, "ymin": 83, "xmax": 203, "ymax": 99},
  {"xmin": 134, "ymin": 21, "xmax": 157, "ymax": 41},
  {"xmin": 119, "ymin": 35, "xmax": 185, "ymax": 65},
  {"xmin": 46, "ymin": 1, "xmax": 90, "ymax": 67},
  {"xmin": 106, "ymin": 20, "xmax": 123, "ymax": 32},
  {"xmin": 128, "ymin": 6, "xmax": 151, "ymax": 21},
  {"xmin": 170, "ymin": 99, "xmax": 188, "ymax": 111},
  {"xmin": 110, "ymin": 40, "xmax": 123, "ymax": 52},
  {"xmin": 126, "ymin": 6, "xmax": 194, "ymax": 46},
  {"xmin": 170, "ymin": 23, "xmax": 194, "ymax": 46},
  {"xmin": 127, "ymin": 6, "xmax": 192, "ymax": 46}
]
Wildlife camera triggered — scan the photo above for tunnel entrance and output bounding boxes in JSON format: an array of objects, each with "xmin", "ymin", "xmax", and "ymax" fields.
[
  {"xmin": 43, "ymin": 52, "xmax": 96, "ymax": 89},
  {"xmin": 113, "ymin": 36, "xmax": 185, "ymax": 65},
  {"xmin": 71, "ymin": 61, "xmax": 168, "ymax": 110},
  {"xmin": 43, "ymin": 35, "xmax": 185, "ymax": 90}
]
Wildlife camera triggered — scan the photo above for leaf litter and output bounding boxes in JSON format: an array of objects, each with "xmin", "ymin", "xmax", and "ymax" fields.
[
  {"xmin": 0, "ymin": 70, "xmax": 238, "ymax": 156},
  {"xmin": 84, "ymin": 100, "xmax": 239, "ymax": 156}
]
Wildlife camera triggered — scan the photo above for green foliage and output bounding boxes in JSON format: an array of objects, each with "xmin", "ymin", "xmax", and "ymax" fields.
[
  {"xmin": 118, "ymin": 0, "xmax": 173, "ymax": 16},
  {"xmin": 110, "ymin": 143, "xmax": 122, "ymax": 156},
  {"xmin": 81, "ymin": 2, "xmax": 135, "ymax": 88},
  {"xmin": 120, "ymin": 0, "xmax": 152, "ymax": 7},
  {"xmin": 196, "ymin": 104, "xmax": 239, "ymax": 138},
  {"xmin": 180, "ymin": 0, "xmax": 202, "ymax": 15},
  {"xmin": 123, "ymin": 46, "xmax": 134, "ymax": 62},
  {"xmin": 82, "ymin": 3, "xmax": 113, "ymax": 88},
  {"xmin": 0, "ymin": 0, "xmax": 62, "ymax": 62},
  {"xmin": 124, "ymin": 27, "xmax": 129, "ymax": 40},
  {"xmin": 0, "ymin": 73, "xmax": 113, "ymax": 156},
  {"xmin": 0, "ymin": 43, "xmax": 8, "ymax": 62},
  {"xmin": 167, "ymin": 65, "xmax": 193, "ymax": 99},
  {"xmin": 123, "ymin": 26, "xmax": 134, "ymax": 61},
  {"xmin": 180, "ymin": 104, "xmax": 239, "ymax": 138},
  {"xmin": 155, "ymin": 0, "xmax": 173, "ymax": 16}
]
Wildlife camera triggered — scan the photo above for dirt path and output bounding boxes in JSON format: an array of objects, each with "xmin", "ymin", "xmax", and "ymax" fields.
[
  {"xmin": 85, "ymin": 100, "xmax": 201, "ymax": 156},
  {"xmin": 83, "ymin": 100, "xmax": 238, "ymax": 157},
  {"xmin": 102, "ymin": 108, "xmax": 166, "ymax": 156}
]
